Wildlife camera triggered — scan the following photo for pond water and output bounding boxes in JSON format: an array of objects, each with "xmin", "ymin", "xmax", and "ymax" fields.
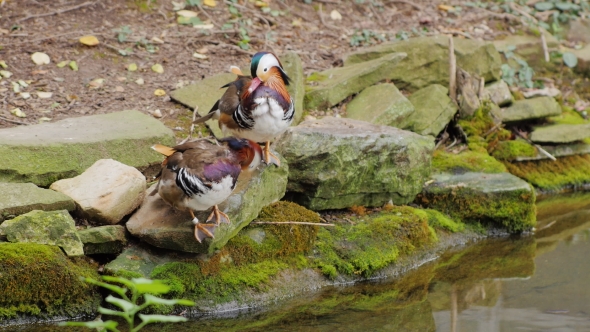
[{"xmin": 8, "ymin": 192, "xmax": 590, "ymax": 332}]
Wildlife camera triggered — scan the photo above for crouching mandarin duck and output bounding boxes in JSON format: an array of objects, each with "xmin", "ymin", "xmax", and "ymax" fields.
[
  {"xmin": 194, "ymin": 52, "xmax": 294, "ymax": 167},
  {"xmin": 151, "ymin": 137, "xmax": 262, "ymax": 242}
]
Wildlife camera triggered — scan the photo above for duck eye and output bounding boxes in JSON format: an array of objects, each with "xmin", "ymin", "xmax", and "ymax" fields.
[{"xmin": 263, "ymin": 68, "xmax": 268, "ymax": 72}]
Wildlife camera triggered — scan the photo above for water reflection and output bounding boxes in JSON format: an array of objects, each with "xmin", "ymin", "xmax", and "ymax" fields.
[{"xmin": 8, "ymin": 192, "xmax": 590, "ymax": 332}]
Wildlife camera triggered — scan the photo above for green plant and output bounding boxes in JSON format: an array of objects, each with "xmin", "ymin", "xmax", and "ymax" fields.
[
  {"xmin": 60, "ymin": 276, "xmax": 195, "ymax": 332},
  {"xmin": 114, "ymin": 26, "xmax": 133, "ymax": 43},
  {"xmin": 500, "ymin": 46, "xmax": 535, "ymax": 88},
  {"xmin": 349, "ymin": 29, "xmax": 387, "ymax": 47}
]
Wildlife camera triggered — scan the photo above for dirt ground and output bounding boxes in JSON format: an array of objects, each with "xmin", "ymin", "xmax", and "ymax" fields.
[{"xmin": 0, "ymin": 0, "xmax": 509, "ymax": 132}]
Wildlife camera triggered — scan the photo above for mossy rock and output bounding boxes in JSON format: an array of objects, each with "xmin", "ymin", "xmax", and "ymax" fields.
[
  {"xmin": 0, "ymin": 243, "xmax": 100, "ymax": 323},
  {"xmin": 432, "ymin": 150, "xmax": 507, "ymax": 174},
  {"xmin": 416, "ymin": 172, "xmax": 536, "ymax": 233},
  {"xmin": 0, "ymin": 183, "xmax": 75, "ymax": 221},
  {"xmin": 504, "ymin": 154, "xmax": 590, "ymax": 191},
  {"xmin": 490, "ymin": 139, "xmax": 537, "ymax": 161}
]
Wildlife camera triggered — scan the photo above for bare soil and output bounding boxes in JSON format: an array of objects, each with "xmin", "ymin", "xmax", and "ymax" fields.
[{"xmin": 0, "ymin": 0, "xmax": 508, "ymax": 133}]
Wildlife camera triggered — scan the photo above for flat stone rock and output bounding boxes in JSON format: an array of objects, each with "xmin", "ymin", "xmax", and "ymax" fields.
[
  {"xmin": 275, "ymin": 117, "xmax": 434, "ymax": 210},
  {"xmin": 567, "ymin": 19, "xmax": 590, "ymax": 44},
  {"xmin": 406, "ymin": 84, "xmax": 457, "ymax": 136},
  {"xmin": 515, "ymin": 142, "xmax": 590, "ymax": 161},
  {"xmin": 0, "ymin": 210, "xmax": 84, "ymax": 256},
  {"xmin": 0, "ymin": 182, "xmax": 74, "ymax": 220},
  {"xmin": 77, "ymin": 225, "xmax": 128, "ymax": 255},
  {"xmin": 345, "ymin": 83, "xmax": 414, "ymax": 128},
  {"xmin": 416, "ymin": 172, "xmax": 536, "ymax": 232},
  {"xmin": 343, "ymin": 35, "xmax": 502, "ymax": 91},
  {"xmin": 0, "ymin": 110, "xmax": 175, "ymax": 187},
  {"xmin": 305, "ymin": 53, "xmax": 407, "ymax": 110},
  {"xmin": 51, "ymin": 159, "xmax": 146, "ymax": 225},
  {"xmin": 126, "ymin": 155, "xmax": 289, "ymax": 254},
  {"xmin": 530, "ymin": 123, "xmax": 590, "ymax": 144},
  {"xmin": 483, "ymin": 80, "xmax": 513, "ymax": 106},
  {"xmin": 500, "ymin": 97, "xmax": 562, "ymax": 123},
  {"xmin": 104, "ymin": 244, "xmax": 186, "ymax": 278},
  {"xmin": 494, "ymin": 29, "xmax": 559, "ymax": 57}
]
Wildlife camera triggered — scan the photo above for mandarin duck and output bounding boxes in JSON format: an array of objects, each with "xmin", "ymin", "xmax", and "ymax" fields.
[
  {"xmin": 151, "ymin": 137, "xmax": 262, "ymax": 242},
  {"xmin": 193, "ymin": 52, "xmax": 294, "ymax": 167}
]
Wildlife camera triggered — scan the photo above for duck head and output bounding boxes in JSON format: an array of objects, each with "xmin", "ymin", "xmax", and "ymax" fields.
[
  {"xmin": 222, "ymin": 137, "xmax": 263, "ymax": 171},
  {"xmin": 248, "ymin": 52, "xmax": 291, "ymax": 94}
]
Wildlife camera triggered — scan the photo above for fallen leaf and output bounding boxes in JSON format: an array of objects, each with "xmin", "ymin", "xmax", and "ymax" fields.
[
  {"xmin": 18, "ymin": 80, "xmax": 28, "ymax": 88},
  {"xmin": 255, "ymin": 0, "xmax": 268, "ymax": 7},
  {"xmin": 192, "ymin": 52, "xmax": 208, "ymax": 59},
  {"xmin": 193, "ymin": 24, "xmax": 214, "ymax": 30},
  {"xmin": 37, "ymin": 92, "xmax": 53, "ymax": 99},
  {"xmin": 53, "ymin": 77, "xmax": 65, "ymax": 82},
  {"xmin": 31, "ymin": 70, "xmax": 48, "ymax": 75},
  {"xmin": 0, "ymin": 28, "xmax": 9, "ymax": 35},
  {"xmin": 177, "ymin": 9, "xmax": 199, "ymax": 17},
  {"xmin": 66, "ymin": 95, "xmax": 78, "ymax": 102},
  {"xmin": 115, "ymin": 86, "xmax": 125, "ymax": 92},
  {"xmin": 11, "ymin": 82, "xmax": 20, "ymax": 93},
  {"xmin": 10, "ymin": 108, "xmax": 26, "ymax": 118},
  {"xmin": 197, "ymin": 46, "xmax": 209, "ymax": 54},
  {"xmin": 203, "ymin": 0, "xmax": 216, "ymax": 7},
  {"xmin": 292, "ymin": 18, "xmax": 302, "ymax": 27},
  {"xmin": 116, "ymin": 76, "xmax": 127, "ymax": 82},
  {"xmin": 127, "ymin": 63, "xmax": 138, "ymax": 71},
  {"xmin": 0, "ymin": 70, "xmax": 12, "ymax": 78},
  {"xmin": 151, "ymin": 109, "xmax": 163, "ymax": 118},
  {"xmin": 172, "ymin": 1, "xmax": 185, "ymax": 11},
  {"xmin": 154, "ymin": 89, "xmax": 166, "ymax": 96},
  {"xmin": 135, "ymin": 78, "xmax": 144, "ymax": 85},
  {"xmin": 438, "ymin": 4, "xmax": 454, "ymax": 11},
  {"xmin": 79, "ymin": 35, "xmax": 100, "ymax": 46},
  {"xmin": 69, "ymin": 61, "xmax": 78, "ymax": 71},
  {"xmin": 89, "ymin": 78, "xmax": 105, "ymax": 89},
  {"xmin": 57, "ymin": 60, "xmax": 69, "ymax": 68},
  {"xmin": 151, "ymin": 64, "xmax": 164, "ymax": 74},
  {"xmin": 39, "ymin": 117, "xmax": 52, "ymax": 123},
  {"xmin": 20, "ymin": 92, "xmax": 31, "ymax": 99},
  {"xmin": 31, "ymin": 52, "xmax": 51, "ymax": 65},
  {"xmin": 151, "ymin": 37, "xmax": 165, "ymax": 44},
  {"xmin": 0, "ymin": 60, "xmax": 7, "ymax": 69},
  {"xmin": 330, "ymin": 9, "xmax": 342, "ymax": 20}
]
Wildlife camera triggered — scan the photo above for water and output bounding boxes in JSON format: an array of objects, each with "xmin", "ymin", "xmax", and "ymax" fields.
[{"xmin": 7, "ymin": 192, "xmax": 590, "ymax": 332}]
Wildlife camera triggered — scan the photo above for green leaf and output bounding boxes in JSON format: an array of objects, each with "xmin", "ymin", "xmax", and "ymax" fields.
[
  {"xmin": 138, "ymin": 314, "xmax": 188, "ymax": 324},
  {"xmin": 131, "ymin": 278, "xmax": 171, "ymax": 294},
  {"xmin": 98, "ymin": 306, "xmax": 128, "ymax": 317},
  {"xmin": 106, "ymin": 295, "xmax": 137, "ymax": 312},
  {"xmin": 69, "ymin": 61, "xmax": 78, "ymax": 71},
  {"xmin": 84, "ymin": 277, "xmax": 128, "ymax": 298},
  {"xmin": 229, "ymin": 6, "xmax": 238, "ymax": 15},
  {"xmin": 57, "ymin": 60, "xmax": 68, "ymax": 68},
  {"xmin": 555, "ymin": 2, "xmax": 578, "ymax": 11},
  {"xmin": 144, "ymin": 294, "xmax": 195, "ymax": 306},
  {"xmin": 534, "ymin": 2, "xmax": 554, "ymax": 11},
  {"xmin": 102, "ymin": 275, "xmax": 136, "ymax": 289},
  {"xmin": 563, "ymin": 52, "xmax": 578, "ymax": 68}
]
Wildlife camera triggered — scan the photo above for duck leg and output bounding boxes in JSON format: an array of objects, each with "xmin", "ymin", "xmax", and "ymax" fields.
[
  {"xmin": 190, "ymin": 210, "xmax": 217, "ymax": 243},
  {"xmin": 206, "ymin": 205, "xmax": 231, "ymax": 225},
  {"xmin": 263, "ymin": 141, "xmax": 281, "ymax": 167}
]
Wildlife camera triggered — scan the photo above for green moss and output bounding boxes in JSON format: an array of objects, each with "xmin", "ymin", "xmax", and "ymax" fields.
[
  {"xmin": 414, "ymin": 208, "xmax": 464, "ymax": 233},
  {"xmin": 491, "ymin": 139, "xmax": 537, "ymax": 161},
  {"xmin": 547, "ymin": 106, "xmax": 588, "ymax": 125},
  {"xmin": 313, "ymin": 206, "xmax": 437, "ymax": 279},
  {"xmin": 306, "ymin": 72, "xmax": 328, "ymax": 82},
  {"xmin": 505, "ymin": 154, "xmax": 590, "ymax": 190},
  {"xmin": 432, "ymin": 150, "xmax": 507, "ymax": 174},
  {"xmin": 0, "ymin": 243, "xmax": 100, "ymax": 320}
]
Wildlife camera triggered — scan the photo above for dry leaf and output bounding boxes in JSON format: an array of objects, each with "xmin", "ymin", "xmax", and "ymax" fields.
[
  {"xmin": 135, "ymin": 78, "xmax": 145, "ymax": 85},
  {"xmin": 79, "ymin": 35, "xmax": 100, "ymax": 46},
  {"xmin": 115, "ymin": 86, "xmax": 125, "ymax": 92},
  {"xmin": 197, "ymin": 46, "xmax": 209, "ymax": 54},
  {"xmin": 10, "ymin": 108, "xmax": 26, "ymax": 118},
  {"xmin": 193, "ymin": 24, "xmax": 214, "ymax": 30},
  {"xmin": 31, "ymin": 52, "xmax": 51, "ymax": 65},
  {"xmin": 151, "ymin": 64, "xmax": 164, "ymax": 74},
  {"xmin": 438, "ymin": 4, "xmax": 454, "ymax": 11},
  {"xmin": 128, "ymin": 63, "xmax": 138, "ymax": 72},
  {"xmin": 154, "ymin": 89, "xmax": 166, "ymax": 96},
  {"xmin": 39, "ymin": 117, "xmax": 52, "ymax": 123},
  {"xmin": 177, "ymin": 9, "xmax": 199, "ymax": 17},
  {"xmin": 192, "ymin": 52, "xmax": 208, "ymax": 59},
  {"xmin": 151, "ymin": 37, "xmax": 165, "ymax": 44},
  {"xmin": 20, "ymin": 92, "xmax": 31, "ymax": 99},
  {"xmin": 18, "ymin": 80, "xmax": 28, "ymax": 88},
  {"xmin": 11, "ymin": 82, "xmax": 20, "ymax": 93},
  {"xmin": 89, "ymin": 78, "xmax": 105, "ymax": 89},
  {"xmin": 254, "ymin": 0, "xmax": 268, "ymax": 7},
  {"xmin": 37, "ymin": 92, "xmax": 53, "ymax": 99},
  {"xmin": 116, "ymin": 76, "xmax": 127, "ymax": 82},
  {"xmin": 57, "ymin": 60, "xmax": 69, "ymax": 68},
  {"xmin": 203, "ymin": 0, "xmax": 216, "ymax": 7},
  {"xmin": 0, "ymin": 60, "xmax": 7, "ymax": 69},
  {"xmin": 0, "ymin": 70, "xmax": 12, "ymax": 78},
  {"xmin": 69, "ymin": 61, "xmax": 78, "ymax": 71},
  {"xmin": 330, "ymin": 10, "xmax": 342, "ymax": 21}
]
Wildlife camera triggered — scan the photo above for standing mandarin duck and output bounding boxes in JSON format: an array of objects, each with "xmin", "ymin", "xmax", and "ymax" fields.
[
  {"xmin": 151, "ymin": 137, "xmax": 262, "ymax": 243},
  {"xmin": 194, "ymin": 52, "xmax": 294, "ymax": 167}
]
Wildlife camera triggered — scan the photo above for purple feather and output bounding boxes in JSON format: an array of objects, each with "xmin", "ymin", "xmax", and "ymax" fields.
[{"xmin": 203, "ymin": 161, "xmax": 241, "ymax": 183}]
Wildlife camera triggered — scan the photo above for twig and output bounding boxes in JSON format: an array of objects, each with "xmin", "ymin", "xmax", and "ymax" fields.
[
  {"xmin": 448, "ymin": 35, "xmax": 457, "ymax": 103},
  {"xmin": 179, "ymin": 106, "xmax": 200, "ymax": 145},
  {"xmin": 0, "ymin": 115, "xmax": 29, "ymax": 125},
  {"xmin": 541, "ymin": 34, "xmax": 549, "ymax": 62},
  {"xmin": 483, "ymin": 122, "xmax": 502, "ymax": 137},
  {"xmin": 250, "ymin": 221, "xmax": 335, "ymax": 227},
  {"xmin": 479, "ymin": 77, "xmax": 485, "ymax": 99},
  {"xmin": 387, "ymin": 0, "xmax": 423, "ymax": 11},
  {"xmin": 513, "ymin": 130, "xmax": 556, "ymax": 161},
  {"xmin": 17, "ymin": 1, "xmax": 98, "ymax": 22},
  {"xmin": 196, "ymin": 4, "xmax": 220, "ymax": 28},
  {"xmin": 509, "ymin": 2, "xmax": 538, "ymax": 24}
]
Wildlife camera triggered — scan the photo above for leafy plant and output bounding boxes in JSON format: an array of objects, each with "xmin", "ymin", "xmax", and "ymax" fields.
[
  {"xmin": 114, "ymin": 26, "xmax": 133, "ymax": 43},
  {"xmin": 186, "ymin": 0, "xmax": 201, "ymax": 6},
  {"xmin": 349, "ymin": 29, "xmax": 387, "ymax": 47},
  {"xmin": 500, "ymin": 45, "xmax": 535, "ymax": 88},
  {"xmin": 562, "ymin": 52, "xmax": 578, "ymax": 68},
  {"xmin": 60, "ymin": 276, "xmax": 195, "ymax": 332}
]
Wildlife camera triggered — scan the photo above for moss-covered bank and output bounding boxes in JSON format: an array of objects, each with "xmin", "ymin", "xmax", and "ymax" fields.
[{"xmin": 505, "ymin": 154, "xmax": 590, "ymax": 191}]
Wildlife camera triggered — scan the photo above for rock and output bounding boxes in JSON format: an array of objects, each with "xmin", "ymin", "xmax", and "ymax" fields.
[
  {"xmin": 571, "ymin": 44, "xmax": 590, "ymax": 75},
  {"xmin": 126, "ymin": 156, "xmax": 289, "ymax": 254},
  {"xmin": 304, "ymin": 53, "xmax": 407, "ymax": 110},
  {"xmin": 406, "ymin": 84, "xmax": 457, "ymax": 137},
  {"xmin": 483, "ymin": 80, "xmax": 513, "ymax": 106},
  {"xmin": 343, "ymin": 36, "xmax": 502, "ymax": 91},
  {"xmin": 0, "ymin": 243, "xmax": 100, "ymax": 323},
  {"xmin": 77, "ymin": 225, "xmax": 128, "ymax": 255},
  {"xmin": 500, "ymin": 97, "xmax": 561, "ymax": 123},
  {"xmin": 566, "ymin": 19, "xmax": 590, "ymax": 44},
  {"xmin": 345, "ymin": 83, "xmax": 414, "ymax": 128},
  {"xmin": 530, "ymin": 123, "xmax": 590, "ymax": 144},
  {"xmin": 0, "ymin": 110, "xmax": 175, "ymax": 187},
  {"xmin": 0, "ymin": 182, "xmax": 74, "ymax": 219},
  {"xmin": 281, "ymin": 52, "xmax": 305, "ymax": 125},
  {"xmin": 514, "ymin": 142, "xmax": 590, "ymax": 161},
  {"xmin": 0, "ymin": 210, "xmax": 84, "ymax": 256},
  {"xmin": 493, "ymin": 29, "xmax": 559, "ymax": 57},
  {"xmin": 275, "ymin": 117, "xmax": 434, "ymax": 210},
  {"xmin": 416, "ymin": 172, "xmax": 536, "ymax": 232},
  {"xmin": 50, "ymin": 159, "xmax": 146, "ymax": 225},
  {"xmin": 104, "ymin": 244, "xmax": 183, "ymax": 278},
  {"xmin": 456, "ymin": 68, "xmax": 481, "ymax": 118}
]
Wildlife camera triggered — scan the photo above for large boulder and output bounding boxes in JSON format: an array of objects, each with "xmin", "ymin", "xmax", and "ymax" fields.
[
  {"xmin": 345, "ymin": 83, "xmax": 414, "ymax": 128},
  {"xmin": 126, "ymin": 156, "xmax": 289, "ymax": 254},
  {"xmin": 416, "ymin": 172, "xmax": 536, "ymax": 232},
  {"xmin": 406, "ymin": 84, "xmax": 457, "ymax": 137},
  {"xmin": 0, "ymin": 182, "xmax": 74, "ymax": 220},
  {"xmin": 0, "ymin": 110, "xmax": 174, "ymax": 186},
  {"xmin": 275, "ymin": 117, "xmax": 434, "ymax": 210},
  {"xmin": 0, "ymin": 210, "xmax": 84, "ymax": 256},
  {"xmin": 530, "ymin": 123, "xmax": 590, "ymax": 144},
  {"xmin": 50, "ymin": 159, "xmax": 146, "ymax": 225},
  {"xmin": 500, "ymin": 97, "xmax": 562, "ymax": 123},
  {"xmin": 343, "ymin": 36, "xmax": 502, "ymax": 91},
  {"xmin": 77, "ymin": 225, "xmax": 128, "ymax": 255},
  {"xmin": 304, "ymin": 53, "xmax": 407, "ymax": 110}
]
